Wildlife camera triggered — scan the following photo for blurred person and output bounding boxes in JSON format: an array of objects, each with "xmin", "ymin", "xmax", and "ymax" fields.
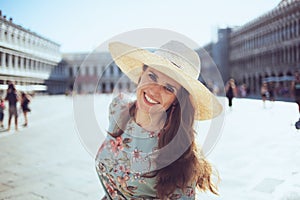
[
  {"xmin": 21, "ymin": 92, "xmax": 31, "ymax": 127},
  {"xmin": 268, "ymin": 82, "xmax": 275, "ymax": 102},
  {"xmin": 0, "ymin": 98, "xmax": 5, "ymax": 128},
  {"xmin": 5, "ymin": 83, "xmax": 19, "ymax": 131},
  {"xmin": 291, "ymin": 71, "xmax": 300, "ymax": 129},
  {"xmin": 95, "ymin": 41, "xmax": 222, "ymax": 199},
  {"xmin": 225, "ymin": 78, "xmax": 237, "ymax": 109},
  {"xmin": 261, "ymin": 82, "xmax": 269, "ymax": 108},
  {"xmin": 239, "ymin": 83, "xmax": 247, "ymax": 98}
]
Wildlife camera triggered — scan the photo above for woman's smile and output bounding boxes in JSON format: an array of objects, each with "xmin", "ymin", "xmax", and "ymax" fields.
[{"xmin": 144, "ymin": 92, "xmax": 159, "ymax": 105}]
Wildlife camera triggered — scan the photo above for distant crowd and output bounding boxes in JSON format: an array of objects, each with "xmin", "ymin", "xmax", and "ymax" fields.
[
  {"xmin": 0, "ymin": 81, "xmax": 32, "ymax": 132},
  {"xmin": 208, "ymin": 71, "xmax": 300, "ymax": 129}
]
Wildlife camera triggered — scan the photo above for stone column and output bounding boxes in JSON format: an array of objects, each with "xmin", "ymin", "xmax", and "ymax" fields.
[
  {"xmin": 8, "ymin": 54, "xmax": 12, "ymax": 68},
  {"xmin": 14, "ymin": 55, "xmax": 19, "ymax": 69},
  {"xmin": 1, "ymin": 52, "xmax": 6, "ymax": 68},
  {"xmin": 29, "ymin": 59, "xmax": 33, "ymax": 70},
  {"xmin": 25, "ymin": 58, "xmax": 29, "ymax": 70},
  {"xmin": 20, "ymin": 57, "xmax": 24, "ymax": 70}
]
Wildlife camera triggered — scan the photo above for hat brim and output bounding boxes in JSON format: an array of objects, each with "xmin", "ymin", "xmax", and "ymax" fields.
[{"xmin": 109, "ymin": 42, "xmax": 222, "ymax": 120}]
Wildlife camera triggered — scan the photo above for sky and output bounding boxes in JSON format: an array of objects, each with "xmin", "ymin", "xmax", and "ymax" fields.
[{"xmin": 0, "ymin": 0, "xmax": 282, "ymax": 53}]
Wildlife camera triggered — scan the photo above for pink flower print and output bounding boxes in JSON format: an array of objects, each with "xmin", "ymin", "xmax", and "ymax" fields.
[
  {"xmin": 109, "ymin": 136, "xmax": 124, "ymax": 156},
  {"xmin": 133, "ymin": 148, "xmax": 142, "ymax": 162},
  {"xmin": 133, "ymin": 173, "xmax": 141, "ymax": 180},
  {"xmin": 149, "ymin": 131, "xmax": 156, "ymax": 138},
  {"xmin": 105, "ymin": 183, "xmax": 115, "ymax": 196},
  {"xmin": 117, "ymin": 174, "xmax": 130, "ymax": 189},
  {"xmin": 186, "ymin": 187, "xmax": 195, "ymax": 197},
  {"xmin": 119, "ymin": 165, "xmax": 130, "ymax": 174},
  {"xmin": 133, "ymin": 173, "xmax": 147, "ymax": 184}
]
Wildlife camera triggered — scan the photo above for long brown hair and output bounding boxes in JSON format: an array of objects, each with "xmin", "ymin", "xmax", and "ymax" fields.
[
  {"xmin": 109, "ymin": 65, "xmax": 219, "ymax": 198},
  {"xmin": 153, "ymin": 86, "xmax": 218, "ymax": 198}
]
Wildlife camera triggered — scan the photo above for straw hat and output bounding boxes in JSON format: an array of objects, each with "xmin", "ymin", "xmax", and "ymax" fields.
[{"xmin": 108, "ymin": 41, "xmax": 222, "ymax": 120}]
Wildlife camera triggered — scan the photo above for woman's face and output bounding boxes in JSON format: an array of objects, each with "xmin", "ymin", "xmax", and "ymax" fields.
[{"xmin": 136, "ymin": 67, "xmax": 181, "ymax": 113}]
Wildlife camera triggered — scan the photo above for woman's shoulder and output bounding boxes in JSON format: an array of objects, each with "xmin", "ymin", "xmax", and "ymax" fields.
[
  {"xmin": 109, "ymin": 93, "xmax": 134, "ymax": 111},
  {"xmin": 108, "ymin": 93, "xmax": 135, "ymax": 134}
]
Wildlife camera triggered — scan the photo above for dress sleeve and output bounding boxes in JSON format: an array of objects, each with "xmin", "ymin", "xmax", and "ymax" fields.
[
  {"xmin": 167, "ymin": 186, "xmax": 196, "ymax": 200},
  {"xmin": 107, "ymin": 93, "xmax": 132, "ymax": 134}
]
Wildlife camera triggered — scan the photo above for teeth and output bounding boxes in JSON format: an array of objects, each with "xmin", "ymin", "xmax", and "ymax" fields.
[{"xmin": 145, "ymin": 94, "xmax": 159, "ymax": 104}]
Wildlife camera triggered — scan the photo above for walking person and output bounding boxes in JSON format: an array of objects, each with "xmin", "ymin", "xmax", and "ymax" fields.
[
  {"xmin": 261, "ymin": 82, "xmax": 269, "ymax": 108},
  {"xmin": 268, "ymin": 82, "xmax": 276, "ymax": 102},
  {"xmin": 5, "ymin": 83, "xmax": 19, "ymax": 131},
  {"xmin": 239, "ymin": 83, "xmax": 247, "ymax": 98},
  {"xmin": 291, "ymin": 71, "xmax": 300, "ymax": 129},
  {"xmin": 0, "ymin": 98, "xmax": 5, "ymax": 128},
  {"xmin": 21, "ymin": 92, "xmax": 31, "ymax": 127},
  {"xmin": 225, "ymin": 78, "xmax": 237, "ymax": 109},
  {"xmin": 95, "ymin": 41, "xmax": 222, "ymax": 199}
]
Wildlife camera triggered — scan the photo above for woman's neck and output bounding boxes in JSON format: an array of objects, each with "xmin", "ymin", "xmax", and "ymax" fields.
[{"xmin": 135, "ymin": 109, "xmax": 166, "ymax": 132}]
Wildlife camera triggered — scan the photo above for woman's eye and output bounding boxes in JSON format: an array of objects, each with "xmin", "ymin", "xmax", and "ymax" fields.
[
  {"xmin": 164, "ymin": 86, "xmax": 175, "ymax": 93},
  {"xmin": 148, "ymin": 74, "xmax": 157, "ymax": 82}
]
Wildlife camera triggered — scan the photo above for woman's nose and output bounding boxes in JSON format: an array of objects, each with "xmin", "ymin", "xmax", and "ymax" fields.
[{"xmin": 149, "ymin": 83, "xmax": 163, "ymax": 94}]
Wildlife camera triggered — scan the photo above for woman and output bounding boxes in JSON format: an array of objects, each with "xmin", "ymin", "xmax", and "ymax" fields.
[
  {"xmin": 260, "ymin": 82, "xmax": 269, "ymax": 108},
  {"xmin": 5, "ymin": 83, "xmax": 19, "ymax": 131},
  {"xmin": 95, "ymin": 41, "xmax": 222, "ymax": 199},
  {"xmin": 0, "ymin": 98, "xmax": 5, "ymax": 128},
  {"xmin": 225, "ymin": 78, "xmax": 237, "ymax": 108},
  {"xmin": 21, "ymin": 92, "xmax": 31, "ymax": 127}
]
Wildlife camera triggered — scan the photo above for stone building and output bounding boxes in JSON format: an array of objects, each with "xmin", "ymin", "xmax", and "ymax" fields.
[
  {"xmin": 205, "ymin": 0, "xmax": 300, "ymax": 99},
  {"xmin": 230, "ymin": 0, "xmax": 300, "ymax": 96},
  {"xmin": 0, "ymin": 11, "xmax": 63, "ymax": 95},
  {"xmin": 63, "ymin": 52, "xmax": 134, "ymax": 94}
]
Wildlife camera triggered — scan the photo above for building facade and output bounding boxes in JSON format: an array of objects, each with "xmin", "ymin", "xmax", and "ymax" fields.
[
  {"xmin": 205, "ymin": 0, "xmax": 300, "ymax": 99},
  {"xmin": 0, "ymin": 11, "xmax": 63, "ymax": 95},
  {"xmin": 230, "ymin": 0, "xmax": 300, "ymax": 97},
  {"xmin": 63, "ymin": 52, "xmax": 135, "ymax": 94}
]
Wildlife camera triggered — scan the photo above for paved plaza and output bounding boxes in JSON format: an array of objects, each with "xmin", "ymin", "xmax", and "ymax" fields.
[
  {"xmin": 0, "ymin": 95, "xmax": 300, "ymax": 200},
  {"xmin": 0, "ymin": 95, "xmax": 104, "ymax": 200}
]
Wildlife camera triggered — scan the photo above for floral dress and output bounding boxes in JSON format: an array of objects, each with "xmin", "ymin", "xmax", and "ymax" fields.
[{"xmin": 95, "ymin": 94, "xmax": 196, "ymax": 199}]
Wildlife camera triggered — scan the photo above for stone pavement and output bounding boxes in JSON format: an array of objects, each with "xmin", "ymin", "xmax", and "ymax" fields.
[
  {"xmin": 1, "ymin": 95, "xmax": 300, "ymax": 200},
  {"xmin": 0, "ymin": 95, "xmax": 104, "ymax": 200}
]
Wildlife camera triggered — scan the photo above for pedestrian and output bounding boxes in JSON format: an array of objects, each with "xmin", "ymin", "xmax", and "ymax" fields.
[
  {"xmin": 291, "ymin": 71, "xmax": 300, "ymax": 128},
  {"xmin": 225, "ymin": 78, "xmax": 237, "ymax": 109},
  {"xmin": 261, "ymin": 82, "xmax": 269, "ymax": 108},
  {"xmin": 0, "ymin": 98, "xmax": 5, "ymax": 128},
  {"xmin": 5, "ymin": 83, "xmax": 19, "ymax": 131},
  {"xmin": 95, "ymin": 41, "xmax": 223, "ymax": 199},
  {"xmin": 268, "ymin": 82, "xmax": 275, "ymax": 102},
  {"xmin": 239, "ymin": 83, "xmax": 247, "ymax": 98},
  {"xmin": 21, "ymin": 92, "xmax": 31, "ymax": 127}
]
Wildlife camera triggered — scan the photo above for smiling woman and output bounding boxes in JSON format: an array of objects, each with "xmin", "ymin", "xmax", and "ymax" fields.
[
  {"xmin": 135, "ymin": 65, "xmax": 181, "ymax": 130},
  {"xmin": 95, "ymin": 40, "xmax": 223, "ymax": 199}
]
